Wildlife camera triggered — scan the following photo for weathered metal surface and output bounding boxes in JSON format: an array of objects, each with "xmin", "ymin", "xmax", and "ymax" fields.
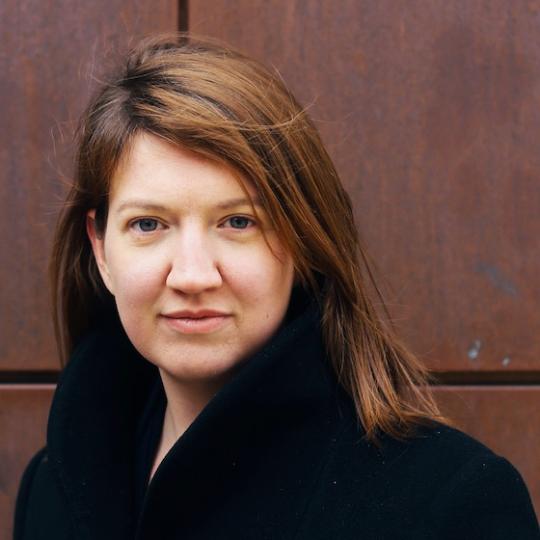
[
  {"xmin": 0, "ymin": 0, "xmax": 178, "ymax": 370},
  {"xmin": 190, "ymin": 0, "xmax": 540, "ymax": 372},
  {"xmin": 0, "ymin": 385, "xmax": 55, "ymax": 539}
]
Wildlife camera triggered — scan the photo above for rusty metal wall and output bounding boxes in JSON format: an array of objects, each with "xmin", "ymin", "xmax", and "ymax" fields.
[
  {"xmin": 0, "ymin": 0, "xmax": 178, "ymax": 372},
  {"xmin": 190, "ymin": 0, "xmax": 540, "ymax": 375}
]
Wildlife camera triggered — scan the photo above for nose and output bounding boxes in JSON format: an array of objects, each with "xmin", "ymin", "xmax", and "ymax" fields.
[{"xmin": 165, "ymin": 228, "xmax": 223, "ymax": 294}]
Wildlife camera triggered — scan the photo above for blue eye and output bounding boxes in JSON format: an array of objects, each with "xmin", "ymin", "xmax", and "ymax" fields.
[
  {"xmin": 227, "ymin": 216, "xmax": 253, "ymax": 229},
  {"xmin": 132, "ymin": 218, "xmax": 159, "ymax": 232}
]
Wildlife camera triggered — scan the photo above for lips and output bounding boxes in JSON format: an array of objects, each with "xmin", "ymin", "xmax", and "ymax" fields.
[
  {"xmin": 161, "ymin": 309, "xmax": 231, "ymax": 334},
  {"xmin": 163, "ymin": 309, "xmax": 229, "ymax": 319}
]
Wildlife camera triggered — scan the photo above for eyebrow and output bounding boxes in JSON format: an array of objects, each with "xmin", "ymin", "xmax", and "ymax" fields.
[
  {"xmin": 116, "ymin": 197, "xmax": 263, "ymax": 213},
  {"xmin": 215, "ymin": 197, "xmax": 263, "ymax": 210},
  {"xmin": 116, "ymin": 201, "xmax": 169, "ymax": 213}
]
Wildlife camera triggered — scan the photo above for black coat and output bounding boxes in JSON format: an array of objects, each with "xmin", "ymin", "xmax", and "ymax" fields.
[{"xmin": 14, "ymin": 301, "xmax": 539, "ymax": 539}]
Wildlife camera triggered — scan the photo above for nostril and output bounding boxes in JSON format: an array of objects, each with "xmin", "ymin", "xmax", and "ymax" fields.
[{"xmin": 165, "ymin": 261, "xmax": 223, "ymax": 293}]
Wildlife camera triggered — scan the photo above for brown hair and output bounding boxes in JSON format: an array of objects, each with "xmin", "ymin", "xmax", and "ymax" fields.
[{"xmin": 51, "ymin": 33, "xmax": 448, "ymax": 442}]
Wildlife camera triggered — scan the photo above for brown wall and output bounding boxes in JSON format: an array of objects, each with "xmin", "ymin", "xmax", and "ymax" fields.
[{"xmin": 1, "ymin": 1, "xmax": 538, "ymax": 537}]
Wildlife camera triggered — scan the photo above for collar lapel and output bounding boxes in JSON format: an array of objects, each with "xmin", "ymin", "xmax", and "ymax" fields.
[
  {"xmin": 136, "ymin": 302, "xmax": 354, "ymax": 539},
  {"xmin": 47, "ymin": 322, "xmax": 158, "ymax": 540},
  {"xmin": 47, "ymin": 297, "xmax": 355, "ymax": 540}
]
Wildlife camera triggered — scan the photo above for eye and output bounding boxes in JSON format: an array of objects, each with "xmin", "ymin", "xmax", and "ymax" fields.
[
  {"xmin": 223, "ymin": 216, "xmax": 255, "ymax": 229},
  {"xmin": 130, "ymin": 218, "xmax": 162, "ymax": 233}
]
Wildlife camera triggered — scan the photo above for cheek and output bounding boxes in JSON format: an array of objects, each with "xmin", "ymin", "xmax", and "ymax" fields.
[
  {"xmin": 105, "ymin": 245, "xmax": 166, "ymax": 312},
  {"xmin": 225, "ymin": 245, "xmax": 294, "ymax": 306}
]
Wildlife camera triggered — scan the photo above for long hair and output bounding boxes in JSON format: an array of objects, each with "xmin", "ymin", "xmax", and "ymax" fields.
[{"xmin": 51, "ymin": 33, "xmax": 448, "ymax": 442}]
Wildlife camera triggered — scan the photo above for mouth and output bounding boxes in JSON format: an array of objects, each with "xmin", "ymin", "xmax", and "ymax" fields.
[
  {"xmin": 163, "ymin": 309, "xmax": 228, "ymax": 319},
  {"xmin": 160, "ymin": 310, "xmax": 231, "ymax": 334}
]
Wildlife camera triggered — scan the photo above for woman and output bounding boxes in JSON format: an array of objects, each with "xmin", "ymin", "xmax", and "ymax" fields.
[{"xmin": 14, "ymin": 35, "xmax": 539, "ymax": 539}]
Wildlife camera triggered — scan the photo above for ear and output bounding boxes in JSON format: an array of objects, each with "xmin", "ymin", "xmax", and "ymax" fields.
[{"xmin": 86, "ymin": 209, "xmax": 114, "ymax": 294}]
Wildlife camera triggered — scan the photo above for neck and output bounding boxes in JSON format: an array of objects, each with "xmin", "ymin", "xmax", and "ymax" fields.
[{"xmin": 158, "ymin": 368, "xmax": 233, "ymax": 442}]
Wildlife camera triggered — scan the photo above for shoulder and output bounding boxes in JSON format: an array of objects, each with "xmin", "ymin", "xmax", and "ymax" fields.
[
  {"xmin": 305, "ymin": 420, "xmax": 539, "ymax": 539},
  {"xmin": 338, "ymin": 419, "xmax": 532, "ymax": 488},
  {"xmin": 14, "ymin": 447, "xmax": 73, "ymax": 540},
  {"xmin": 14, "ymin": 447, "xmax": 47, "ymax": 539},
  {"xmin": 405, "ymin": 423, "xmax": 539, "ymax": 538}
]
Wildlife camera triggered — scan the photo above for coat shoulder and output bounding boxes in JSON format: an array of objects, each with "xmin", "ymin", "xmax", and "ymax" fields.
[
  {"xmin": 14, "ymin": 447, "xmax": 47, "ymax": 540},
  {"xmin": 14, "ymin": 447, "xmax": 73, "ymax": 540},
  {"xmin": 405, "ymin": 423, "xmax": 540, "ymax": 538},
  {"xmin": 298, "ymin": 419, "xmax": 539, "ymax": 539}
]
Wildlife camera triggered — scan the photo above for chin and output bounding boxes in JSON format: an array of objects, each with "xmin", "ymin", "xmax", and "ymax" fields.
[{"xmin": 155, "ymin": 350, "xmax": 249, "ymax": 384}]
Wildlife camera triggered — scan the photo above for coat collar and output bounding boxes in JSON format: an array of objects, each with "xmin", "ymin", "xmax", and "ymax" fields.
[{"xmin": 47, "ymin": 292, "xmax": 357, "ymax": 540}]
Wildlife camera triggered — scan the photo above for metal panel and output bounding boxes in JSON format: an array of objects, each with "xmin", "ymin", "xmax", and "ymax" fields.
[
  {"xmin": 0, "ymin": 385, "xmax": 55, "ymax": 539},
  {"xmin": 0, "ymin": 0, "xmax": 178, "ymax": 371},
  {"xmin": 190, "ymin": 0, "xmax": 540, "ymax": 373}
]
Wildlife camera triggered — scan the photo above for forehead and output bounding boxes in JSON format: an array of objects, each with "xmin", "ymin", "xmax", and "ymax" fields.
[{"xmin": 108, "ymin": 133, "xmax": 257, "ymax": 208}]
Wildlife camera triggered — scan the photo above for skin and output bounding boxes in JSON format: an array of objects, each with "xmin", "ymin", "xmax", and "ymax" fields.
[{"xmin": 87, "ymin": 133, "xmax": 295, "ymax": 479}]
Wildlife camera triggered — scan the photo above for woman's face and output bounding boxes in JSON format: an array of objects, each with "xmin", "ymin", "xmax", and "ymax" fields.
[{"xmin": 88, "ymin": 133, "xmax": 295, "ymax": 384}]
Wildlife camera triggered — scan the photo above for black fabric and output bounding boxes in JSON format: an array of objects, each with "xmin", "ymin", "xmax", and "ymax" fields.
[
  {"xmin": 133, "ymin": 376, "xmax": 166, "ymax": 521},
  {"xmin": 14, "ymin": 299, "xmax": 540, "ymax": 539}
]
